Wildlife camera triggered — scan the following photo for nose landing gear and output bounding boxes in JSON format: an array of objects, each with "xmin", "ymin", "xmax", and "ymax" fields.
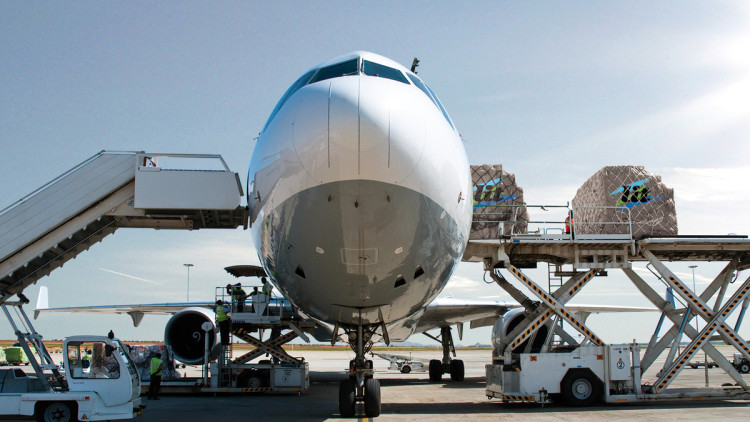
[{"xmin": 338, "ymin": 324, "xmax": 381, "ymax": 418}]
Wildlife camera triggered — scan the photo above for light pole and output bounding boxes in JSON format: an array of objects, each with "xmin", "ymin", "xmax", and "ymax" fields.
[{"xmin": 184, "ymin": 264, "xmax": 194, "ymax": 301}]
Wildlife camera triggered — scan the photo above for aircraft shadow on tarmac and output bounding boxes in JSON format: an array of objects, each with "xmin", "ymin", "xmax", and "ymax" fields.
[{"xmin": 309, "ymin": 372, "xmax": 750, "ymax": 417}]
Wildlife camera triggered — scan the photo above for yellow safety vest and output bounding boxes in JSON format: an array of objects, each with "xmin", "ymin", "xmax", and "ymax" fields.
[
  {"xmin": 216, "ymin": 304, "xmax": 229, "ymax": 322},
  {"xmin": 150, "ymin": 357, "xmax": 163, "ymax": 376},
  {"xmin": 232, "ymin": 286, "xmax": 247, "ymax": 300},
  {"xmin": 262, "ymin": 283, "xmax": 273, "ymax": 296}
]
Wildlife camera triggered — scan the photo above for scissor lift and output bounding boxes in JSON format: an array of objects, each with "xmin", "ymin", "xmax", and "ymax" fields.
[
  {"xmin": 203, "ymin": 284, "xmax": 314, "ymax": 394},
  {"xmin": 466, "ymin": 231, "xmax": 750, "ymax": 404}
]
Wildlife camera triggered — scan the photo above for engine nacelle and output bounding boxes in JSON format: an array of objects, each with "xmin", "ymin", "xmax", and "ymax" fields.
[
  {"xmin": 491, "ymin": 308, "xmax": 550, "ymax": 357},
  {"xmin": 164, "ymin": 307, "xmax": 218, "ymax": 365}
]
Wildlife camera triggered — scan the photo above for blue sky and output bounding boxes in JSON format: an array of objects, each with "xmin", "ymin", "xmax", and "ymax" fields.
[{"xmin": 2, "ymin": 2, "xmax": 750, "ymax": 346}]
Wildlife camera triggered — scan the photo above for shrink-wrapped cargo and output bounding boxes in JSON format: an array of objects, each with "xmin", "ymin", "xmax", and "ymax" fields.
[
  {"xmin": 470, "ymin": 164, "xmax": 528, "ymax": 239},
  {"xmin": 3, "ymin": 347, "xmax": 26, "ymax": 363},
  {"xmin": 571, "ymin": 166, "xmax": 677, "ymax": 239},
  {"xmin": 128, "ymin": 344, "xmax": 180, "ymax": 381}
]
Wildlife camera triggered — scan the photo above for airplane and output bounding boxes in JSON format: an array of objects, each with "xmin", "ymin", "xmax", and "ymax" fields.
[
  {"xmin": 248, "ymin": 50, "xmax": 471, "ymax": 416},
  {"xmin": 32, "ymin": 52, "xmax": 652, "ymax": 417}
]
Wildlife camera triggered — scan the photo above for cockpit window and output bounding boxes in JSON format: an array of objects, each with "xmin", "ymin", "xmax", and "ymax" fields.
[
  {"xmin": 407, "ymin": 73, "xmax": 455, "ymax": 131},
  {"xmin": 308, "ymin": 59, "xmax": 360, "ymax": 84},
  {"xmin": 363, "ymin": 60, "xmax": 409, "ymax": 84},
  {"xmin": 262, "ymin": 69, "xmax": 316, "ymax": 132}
]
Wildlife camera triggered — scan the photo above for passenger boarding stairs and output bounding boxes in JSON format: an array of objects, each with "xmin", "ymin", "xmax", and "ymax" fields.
[{"xmin": 0, "ymin": 151, "xmax": 247, "ymax": 302}]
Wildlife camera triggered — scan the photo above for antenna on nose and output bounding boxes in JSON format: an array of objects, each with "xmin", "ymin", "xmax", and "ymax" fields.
[{"xmin": 411, "ymin": 58, "xmax": 420, "ymax": 73}]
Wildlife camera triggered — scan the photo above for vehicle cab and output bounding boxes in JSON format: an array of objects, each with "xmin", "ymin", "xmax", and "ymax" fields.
[{"xmin": 64, "ymin": 336, "xmax": 141, "ymax": 411}]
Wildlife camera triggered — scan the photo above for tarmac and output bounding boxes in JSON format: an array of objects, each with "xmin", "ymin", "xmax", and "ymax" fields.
[
  {"xmin": 3, "ymin": 347, "xmax": 749, "ymax": 421},
  {"xmin": 139, "ymin": 347, "xmax": 749, "ymax": 421}
]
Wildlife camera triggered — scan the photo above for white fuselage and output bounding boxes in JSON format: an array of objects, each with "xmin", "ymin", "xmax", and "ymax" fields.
[{"xmin": 248, "ymin": 52, "xmax": 472, "ymax": 328}]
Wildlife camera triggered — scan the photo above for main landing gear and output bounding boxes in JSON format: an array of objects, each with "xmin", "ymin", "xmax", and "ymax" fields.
[
  {"xmin": 338, "ymin": 324, "xmax": 381, "ymax": 418},
  {"xmin": 424, "ymin": 326, "xmax": 465, "ymax": 382}
]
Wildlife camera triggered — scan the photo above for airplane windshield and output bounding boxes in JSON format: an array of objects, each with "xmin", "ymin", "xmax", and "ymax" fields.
[
  {"xmin": 308, "ymin": 59, "xmax": 360, "ymax": 84},
  {"xmin": 362, "ymin": 60, "xmax": 409, "ymax": 84},
  {"xmin": 262, "ymin": 69, "xmax": 316, "ymax": 132},
  {"xmin": 407, "ymin": 73, "xmax": 455, "ymax": 131}
]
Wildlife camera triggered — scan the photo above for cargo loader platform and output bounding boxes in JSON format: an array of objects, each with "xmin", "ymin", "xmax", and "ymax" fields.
[{"xmin": 466, "ymin": 229, "xmax": 750, "ymax": 404}]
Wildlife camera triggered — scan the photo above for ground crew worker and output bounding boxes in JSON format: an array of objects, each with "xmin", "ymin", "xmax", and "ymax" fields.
[
  {"xmin": 148, "ymin": 352, "xmax": 164, "ymax": 400},
  {"xmin": 260, "ymin": 278, "xmax": 273, "ymax": 316},
  {"xmin": 227, "ymin": 283, "xmax": 248, "ymax": 312},
  {"xmin": 249, "ymin": 286, "xmax": 259, "ymax": 313},
  {"xmin": 81, "ymin": 349, "xmax": 91, "ymax": 368},
  {"xmin": 261, "ymin": 277, "xmax": 273, "ymax": 297},
  {"xmin": 215, "ymin": 300, "xmax": 231, "ymax": 345}
]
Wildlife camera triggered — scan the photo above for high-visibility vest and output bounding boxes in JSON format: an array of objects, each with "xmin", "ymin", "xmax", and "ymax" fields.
[
  {"xmin": 232, "ymin": 286, "xmax": 247, "ymax": 300},
  {"xmin": 261, "ymin": 283, "xmax": 272, "ymax": 296},
  {"xmin": 150, "ymin": 357, "xmax": 163, "ymax": 376},
  {"xmin": 216, "ymin": 305, "xmax": 229, "ymax": 322}
]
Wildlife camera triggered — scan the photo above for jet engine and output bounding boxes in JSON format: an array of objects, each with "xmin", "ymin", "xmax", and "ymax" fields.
[
  {"xmin": 164, "ymin": 307, "xmax": 218, "ymax": 365},
  {"xmin": 491, "ymin": 308, "xmax": 550, "ymax": 357}
]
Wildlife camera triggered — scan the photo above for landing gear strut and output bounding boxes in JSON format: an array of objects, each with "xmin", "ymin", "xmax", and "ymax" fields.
[
  {"xmin": 338, "ymin": 324, "xmax": 381, "ymax": 418},
  {"xmin": 425, "ymin": 326, "xmax": 464, "ymax": 382}
]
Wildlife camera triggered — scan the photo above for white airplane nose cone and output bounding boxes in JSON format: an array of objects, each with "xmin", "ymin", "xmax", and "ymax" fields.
[{"xmin": 293, "ymin": 77, "xmax": 425, "ymax": 184}]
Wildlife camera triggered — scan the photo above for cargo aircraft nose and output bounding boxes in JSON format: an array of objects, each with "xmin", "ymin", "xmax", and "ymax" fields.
[{"xmin": 292, "ymin": 76, "xmax": 425, "ymax": 184}]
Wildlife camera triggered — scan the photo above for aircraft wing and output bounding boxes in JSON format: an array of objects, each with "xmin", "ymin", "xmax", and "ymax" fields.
[
  {"xmin": 401, "ymin": 297, "xmax": 654, "ymax": 342},
  {"xmin": 35, "ymin": 285, "xmax": 653, "ymax": 342},
  {"xmin": 33, "ymin": 286, "xmax": 213, "ymax": 325},
  {"xmin": 414, "ymin": 297, "xmax": 516, "ymax": 332}
]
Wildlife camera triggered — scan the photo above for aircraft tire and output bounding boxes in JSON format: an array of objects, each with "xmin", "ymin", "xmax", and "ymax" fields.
[
  {"xmin": 429, "ymin": 360, "xmax": 442, "ymax": 382},
  {"xmin": 364, "ymin": 378, "xmax": 381, "ymax": 417},
  {"xmin": 450, "ymin": 359, "xmax": 465, "ymax": 382},
  {"xmin": 338, "ymin": 378, "xmax": 356, "ymax": 417}
]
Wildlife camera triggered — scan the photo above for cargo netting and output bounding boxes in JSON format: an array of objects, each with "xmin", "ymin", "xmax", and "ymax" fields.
[
  {"xmin": 470, "ymin": 164, "xmax": 529, "ymax": 239},
  {"xmin": 571, "ymin": 165, "xmax": 678, "ymax": 239}
]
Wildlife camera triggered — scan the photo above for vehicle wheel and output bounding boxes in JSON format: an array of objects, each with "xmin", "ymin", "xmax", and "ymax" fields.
[
  {"xmin": 450, "ymin": 359, "xmax": 465, "ymax": 382},
  {"xmin": 401, "ymin": 365, "xmax": 411, "ymax": 374},
  {"xmin": 429, "ymin": 359, "xmax": 442, "ymax": 382},
  {"xmin": 739, "ymin": 363, "xmax": 750, "ymax": 374},
  {"xmin": 237, "ymin": 369, "xmax": 265, "ymax": 389},
  {"xmin": 561, "ymin": 370, "xmax": 602, "ymax": 406},
  {"xmin": 248, "ymin": 373, "xmax": 264, "ymax": 388},
  {"xmin": 338, "ymin": 378, "xmax": 356, "ymax": 417},
  {"xmin": 38, "ymin": 401, "xmax": 73, "ymax": 422},
  {"xmin": 364, "ymin": 378, "xmax": 381, "ymax": 417}
]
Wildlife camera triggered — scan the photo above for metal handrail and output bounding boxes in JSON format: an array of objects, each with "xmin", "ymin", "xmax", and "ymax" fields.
[
  {"xmin": 0, "ymin": 150, "xmax": 121, "ymax": 215},
  {"xmin": 572, "ymin": 205, "xmax": 633, "ymax": 239},
  {"xmin": 135, "ymin": 152, "xmax": 232, "ymax": 172},
  {"xmin": 471, "ymin": 203, "xmax": 634, "ymax": 240},
  {"xmin": 1, "ymin": 151, "xmax": 234, "ymax": 217}
]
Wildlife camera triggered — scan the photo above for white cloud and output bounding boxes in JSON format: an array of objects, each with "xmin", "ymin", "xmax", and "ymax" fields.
[
  {"xmin": 590, "ymin": 76, "xmax": 750, "ymax": 151},
  {"xmin": 658, "ymin": 166, "xmax": 750, "ymax": 235}
]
